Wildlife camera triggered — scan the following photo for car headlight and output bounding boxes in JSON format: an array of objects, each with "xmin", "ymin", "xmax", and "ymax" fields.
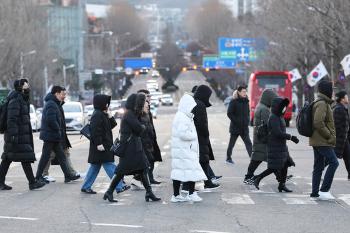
[{"xmin": 76, "ymin": 117, "xmax": 83, "ymax": 122}]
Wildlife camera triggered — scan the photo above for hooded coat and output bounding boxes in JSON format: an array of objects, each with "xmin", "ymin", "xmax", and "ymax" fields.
[
  {"xmin": 2, "ymin": 91, "xmax": 35, "ymax": 162},
  {"xmin": 251, "ymin": 89, "xmax": 278, "ymax": 162},
  {"xmin": 116, "ymin": 94, "xmax": 149, "ymax": 175},
  {"xmin": 88, "ymin": 94, "xmax": 117, "ymax": 164},
  {"xmin": 332, "ymin": 102, "xmax": 349, "ymax": 158},
  {"xmin": 267, "ymin": 97, "xmax": 292, "ymax": 170},
  {"xmin": 227, "ymin": 90, "xmax": 250, "ymax": 135},
  {"xmin": 171, "ymin": 94, "xmax": 207, "ymax": 182},
  {"xmin": 193, "ymin": 85, "xmax": 215, "ymax": 162}
]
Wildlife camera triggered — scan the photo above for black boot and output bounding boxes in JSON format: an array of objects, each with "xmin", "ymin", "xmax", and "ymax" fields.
[
  {"xmin": 141, "ymin": 172, "xmax": 161, "ymax": 202},
  {"xmin": 254, "ymin": 176, "xmax": 262, "ymax": 190},
  {"xmin": 103, "ymin": 175, "xmax": 120, "ymax": 202},
  {"xmin": 149, "ymin": 171, "xmax": 161, "ymax": 184},
  {"xmin": 278, "ymin": 183, "xmax": 293, "ymax": 193},
  {"xmin": 0, "ymin": 183, "xmax": 12, "ymax": 190},
  {"xmin": 103, "ymin": 191, "xmax": 118, "ymax": 202},
  {"xmin": 29, "ymin": 180, "xmax": 46, "ymax": 190}
]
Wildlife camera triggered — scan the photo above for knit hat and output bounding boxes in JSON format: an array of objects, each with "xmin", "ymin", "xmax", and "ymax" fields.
[
  {"xmin": 14, "ymin": 78, "xmax": 28, "ymax": 91},
  {"xmin": 318, "ymin": 80, "xmax": 333, "ymax": 99},
  {"xmin": 335, "ymin": 91, "xmax": 347, "ymax": 103}
]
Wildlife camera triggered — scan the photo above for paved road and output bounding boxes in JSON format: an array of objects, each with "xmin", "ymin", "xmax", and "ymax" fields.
[{"xmin": 0, "ymin": 71, "xmax": 350, "ymax": 233}]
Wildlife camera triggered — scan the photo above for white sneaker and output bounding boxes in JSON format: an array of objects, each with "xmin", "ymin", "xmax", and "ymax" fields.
[
  {"xmin": 318, "ymin": 191, "xmax": 335, "ymax": 200},
  {"xmin": 43, "ymin": 176, "xmax": 56, "ymax": 182},
  {"xmin": 171, "ymin": 195, "xmax": 188, "ymax": 203},
  {"xmin": 189, "ymin": 192, "xmax": 203, "ymax": 202}
]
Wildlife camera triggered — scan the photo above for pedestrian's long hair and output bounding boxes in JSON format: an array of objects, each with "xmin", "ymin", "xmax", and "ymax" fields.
[{"xmin": 135, "ymin": 93, "xmax": 146, "ymax": 116}]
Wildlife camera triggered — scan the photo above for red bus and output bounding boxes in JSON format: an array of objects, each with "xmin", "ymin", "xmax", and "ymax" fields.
[{"xmin": 248, "ymin": 71, "xmax": 293, "ymax": 127}]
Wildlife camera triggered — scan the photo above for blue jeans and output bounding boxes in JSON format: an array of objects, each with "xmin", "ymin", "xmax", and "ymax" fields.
[
  {"xmin": 312, "ymin": 147, "xmax": 339, "ymax": 194},
  {"xmin": 82, "ymin": 162, "xmax": 123, "ymax": 192}
]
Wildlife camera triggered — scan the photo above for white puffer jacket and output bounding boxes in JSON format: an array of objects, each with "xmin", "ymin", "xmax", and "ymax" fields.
[{"xmin": 171, "ymin": 94, "xmax": 207, "ymax": 182}]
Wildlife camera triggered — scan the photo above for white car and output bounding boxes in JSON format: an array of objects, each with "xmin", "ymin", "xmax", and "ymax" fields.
[
  {"xmin": 84, "ymin": 105, "xmax": 94, "ymax": 121},
  {"xmin": 161, "ymin": 94, "xmax": 173, "ymax": 106},
  {"xmin": 151, "ymin": 70, "xmax": 160, "ymax": 77},
  {"xmin": 30, "ymin": 104, "xmax": 41, "ymax": 131},
  {"xmin": 63, "ymin": 102, "xmax": 86, "ymax": 131},
  {"xmin": 147, "ymin": 82, "xmax": 158, "ymax": 91}
]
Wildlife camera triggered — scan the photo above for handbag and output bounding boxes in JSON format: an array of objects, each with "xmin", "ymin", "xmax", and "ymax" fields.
[
  {"xmin": 110, "ymin": 133, "xmax": 132, "ymax": 158},
  {"xmin": 80, "ymin": 123, "xmax": 91, "ymax": 140}
]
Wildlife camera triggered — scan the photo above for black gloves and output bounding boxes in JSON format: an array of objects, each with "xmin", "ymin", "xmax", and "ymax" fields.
[{"xmin": 291, "ymin": 135, "xmax": 299, "ymax": 144}]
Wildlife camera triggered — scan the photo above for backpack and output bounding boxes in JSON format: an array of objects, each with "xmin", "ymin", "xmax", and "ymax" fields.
[
  {"xmin": 296, "ymin": 100, "xmax": 321, "ymax": 137},
  {"xmin": 0, "ymin": 99, "xmax": 9, "ymax": 134}
]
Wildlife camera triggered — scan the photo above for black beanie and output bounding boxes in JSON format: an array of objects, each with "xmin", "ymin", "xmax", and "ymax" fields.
[
  {"xmin": 318, "ymin": 80, "xmax": 333, "ymax": 99},
  {"xmin": 335, "ymin": 91, "xmax": 347, "ymax": 103},
  {"xmin": 14, "ymin": 78, "xmax": 28, "ymax": 91}
]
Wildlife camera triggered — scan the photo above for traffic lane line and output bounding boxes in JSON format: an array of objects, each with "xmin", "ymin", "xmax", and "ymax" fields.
[
  {"xmin": 190, "ymin": 230, "xmax": 231, "ymax": 233},
  {"xmin": 80, "ymin": 222, "xmax": 143, "ymax": 228},
  {"xmin": 0, "ymin": 216, "xmax": 38, "ymax": 221}
]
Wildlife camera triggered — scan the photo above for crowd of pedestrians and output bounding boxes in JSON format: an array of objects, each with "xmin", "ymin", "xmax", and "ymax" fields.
[{"xmin": 0, "ymin": 78, "xmax": 349, "ymax": 202}]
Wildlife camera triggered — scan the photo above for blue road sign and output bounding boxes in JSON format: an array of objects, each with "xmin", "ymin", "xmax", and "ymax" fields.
[
  {"xmin": 123, "ymin": 58, "xmax": 153, "ymax": 69},
  {"xmin": 202, "ymin": 55, "xmax": 236, "ymax": 69},
  {"xmin": 218, "ymin": 37, "xmax": 265, "ymax": 62}
]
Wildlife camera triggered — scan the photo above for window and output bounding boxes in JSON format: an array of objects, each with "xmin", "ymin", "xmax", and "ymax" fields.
[{"xmin": 257, "ymin": 75, "xmax": 287, "ymax": 88}]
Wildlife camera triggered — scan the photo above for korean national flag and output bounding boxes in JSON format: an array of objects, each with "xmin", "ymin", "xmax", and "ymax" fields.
[
  {"xmin": 307, "ymin": 61, "xmax": 329, "ymax": 87},
  {"xmin": 341, "ymin": 54, "xmax": 350, "ymax": 76},
  {"xmin": 290, "ymin": 68, "xmax": 302, "ymax": 83}
]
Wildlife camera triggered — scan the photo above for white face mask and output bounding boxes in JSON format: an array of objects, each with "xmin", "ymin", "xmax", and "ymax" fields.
[{"xmin": 282, "ymin": 107, "xmax": 287, "ymax": 114}]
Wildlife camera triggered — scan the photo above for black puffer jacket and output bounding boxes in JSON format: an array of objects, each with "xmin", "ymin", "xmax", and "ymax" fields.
[
  {"xmin": 88, "ymin": 94, "xmax": 117, "ymax": 164},
  {"xmin": 333, "ymin": 102, "xmax": 350, "ymax": 158},
  {"xmin": 267, "ymin": 97, "xmax": 292, "ymax": 170},
  {"xmin": 117, "ymin": 94, "xmax": 149, "ymax": 175},
  {"xmin": 40, "ymin": 93, "xmax": 65, "ymax": 142},
  {"xmin": 227, "ymin": 90, "xmax": 250, "ymax": 135},
  {"xmin": 2, "ymin": 91, "xmax": 35, "ymax": 162},
  {"xmin": 193, "ymin": 85, "xmax": 215, "ymax": 162}
]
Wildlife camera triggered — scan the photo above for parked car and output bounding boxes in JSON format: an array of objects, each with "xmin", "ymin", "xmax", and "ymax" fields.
[
  {"xmin": 63, "ymin": 102, "xmax": 86, "ymax": 131},
  {"xmin": 150, "ymin": 104, "xmax": 157, "ymax": 119},
  {"xmin": 139, "ymin": 67, "xmax": 150, "ymax": 74},
  {"xmin": 161, "ymin": 94, "xmax": 173, "ymax": 106},
  {"xmin": 84, "ymin": 105, "xmax": 94, "ymax": 121},
  {"xmin": 30, "ymin": 104, "xmax": 41, "ymax": 132}
]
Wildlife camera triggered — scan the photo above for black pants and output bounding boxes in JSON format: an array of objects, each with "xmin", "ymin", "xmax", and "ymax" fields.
[
  {"xmin": 342, "ymin": 141, "xmax": 350, "ymax": 177},
  {"xmin": 200, "ymin": 161, "xmax": 214, "ymax": 185},
  {"xmin": 173, "ymin": 180, "xmax": 195, "ymax": 196},
  {"xmin": 36, "ymin": 142, "xmax": 71, "ymax": 179},
  {"xmin": 148, "ymin": 160, "xmax": 156, "ymax": 181},
  {"xmin": 0, "ymin": 160, "xmax": 36, "ymax": 184},
  {"xmin": 246, "ymin": 160, "xmax": 263, "ymax": 178},
  {"xmin": 258, "ymin": 162, "xmax": 288, "ymax": 183},
  {"xmin": 108, "ymin": 169, "xmax": 151, "ymax": 193},
  {"xmin": 227, "ymin": 132, "xmax": 252, "ymax": 159}
]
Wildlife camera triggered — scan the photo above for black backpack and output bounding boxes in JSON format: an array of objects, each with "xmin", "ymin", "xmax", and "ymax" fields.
[
  {"xmin": 0, "ymin": 99, "xmax": 9, "ymax": 134},
  {"xmin": 296, "ymin": 100, "xmax": 321, "ymax": 137}
]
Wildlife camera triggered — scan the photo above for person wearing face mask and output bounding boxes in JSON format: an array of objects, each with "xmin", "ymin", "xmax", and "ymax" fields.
[
  {"xmin": 35, "ymin": 86, "xmax": 80, "ymax": 183},
  {"xmin": 254, "ymin": 97, "xmax": 299, "ymax": 192},
  {"xmin": 0, "ymin": 79, "xmax": 46, "ymax": 190}
]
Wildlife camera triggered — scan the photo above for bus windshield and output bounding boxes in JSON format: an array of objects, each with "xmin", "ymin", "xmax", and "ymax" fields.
[{"xmin": 257, "ymin": 75, "xmax": 287, "ymax": 88}]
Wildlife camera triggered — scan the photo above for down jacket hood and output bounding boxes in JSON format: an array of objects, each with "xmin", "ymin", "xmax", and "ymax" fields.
[
  {"xmin": 93, "ymin": 94, "xmax": 111, "ymax": 111},
  {"xmin": 194, "ymin": 85, "xmax": 212, "ymax": 107},
  {"xmin": 271, "ymin": 97, "xmax": 289, "ymax": 117},
  {"xmin": 44, "ymin": 93, "xmax": 60, "ymax": 104},
  {"xmin": 178, "ymin": 93, "xmax": 197, "ymax": 116},
  {"xmin": 260, "ymin": 89, "xmax": 278, "ymax": 107},
  {"xmin": 125, "ymin": 94, "xmax": 137, "ymax": 110}
]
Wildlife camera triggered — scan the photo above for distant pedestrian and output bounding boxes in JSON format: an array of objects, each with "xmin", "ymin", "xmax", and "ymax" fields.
[
  {"xmin": 171, "ymin": 93, "xmax": 207, "ymax": 203},
  {"xmin": 35, "ymin": 86, "xmax": 80, "ymax": 183},
  {"xmin": 192, "ymin": 85, "xmax": 220, "ymax": 190},
  {"xmin": 0, "ymin": 79, "xmax": 45, "ymax": 190},
  {"xmin": 254, "ymin": 97, "xmax": 299, "ymax": 192},
  {"xmin": 103, "ymin": 93, "xmax": 161, "ymax": 202},
  {"xmin": 81, "ymin": 94, "xmax": 128, "ymax": 194},
  {"xmin": 310, "ymin": 80, "xmax": 338, "ymax": 200},
  {"xmin": 226, "ymin": 86, "xmax": 252, "ymax": 164},
  {"xmin": 244, "ymin": 89, "xmax": 277, "ymax": 184},
  {"xmin": 332, "ymin": 91, "xmax": 350, "ymax": 180}
]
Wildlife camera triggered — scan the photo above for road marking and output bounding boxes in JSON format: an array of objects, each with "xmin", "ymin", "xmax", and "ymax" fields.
[
  {"xmin": 338, "ymin": 194, "xmax": 350, "ymax": 206},
  {"xmin": 221, "ymin": 193, "xmax": 255, "ymax": 204},
  {"xmin": 81, "ymin": 222, "xmax": 143, "ymax": 228},
  {"xmin": 0, "ymin": 216, "xmax": 38, "ymax": 221},
  {"xmin": 282, "ymin": 197, "xmax": 317, "ymax": 205},
  {"xmin": 190, "ymin": 230, "xmax": 230, "ymax": 233}
]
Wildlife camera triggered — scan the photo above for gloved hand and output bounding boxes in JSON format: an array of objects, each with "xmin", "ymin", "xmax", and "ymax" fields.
[
  {"xmin": 290, "ymin": 136, "xmax": 299, "ymax": 144},
  {"xmin": 97, "ymin": 144, "xmax": 105, "ymax": 151}
]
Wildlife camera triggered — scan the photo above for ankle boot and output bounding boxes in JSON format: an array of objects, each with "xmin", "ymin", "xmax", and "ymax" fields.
[
  {"xmin": 278, "ymin": 183, "xmax": 293, "ymax": 193},
  {"xmin": 103, "ymin": 190, "xmax": 118, "ymax": 202},
  {"xmin": 254, "ymin": 176, "xmax": 262, "ymax": 190},
  {"xmin": 141, "ymin": 172, "xmax": 161, "ymax": 202},
  {"xmin": 0, "ymin": 183, "xmax": 12, "ymax": 190},
  {"xmin": 103, "ymin": 175, "xmax": 121, "ymax": 202}
]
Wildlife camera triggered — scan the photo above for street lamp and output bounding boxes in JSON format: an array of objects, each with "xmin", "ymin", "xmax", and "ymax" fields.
[
  {"xmin": 20, "ymin": 50, "xmax": 36, "ymax": 79},
  {"xmin": 63, "ymin": 64, "xmax": 75, "ymax": 87}
]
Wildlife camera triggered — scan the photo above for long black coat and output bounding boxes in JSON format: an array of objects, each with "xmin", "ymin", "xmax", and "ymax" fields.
[
  {"xmin": 333, "ymin": 103, "xmax": 350, "ymax": 158},
  {"xmin": 193, "ymin": 85, "xmax": 215, "ymax": 162},
  {"xmin": 2, "ymin": 91, "xmax": 35, "ymax": 162},
  {"xmin": 148, "ymin": 108, "xmax": 162, "ymax": 162},
  {"xmin": 267, "ymin": 97, "xmax": 292, "ymax": 170},
  {"xmin": 227, "ymin": 90, "xmax": 250, "ymax": 135},
  {"xmin": 140, "ymin": 113, "xmax": 155, "ymax": 162},
  {"xmin": 40, "ymin": 93, "xmax": 65, "ymax": 142}
]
